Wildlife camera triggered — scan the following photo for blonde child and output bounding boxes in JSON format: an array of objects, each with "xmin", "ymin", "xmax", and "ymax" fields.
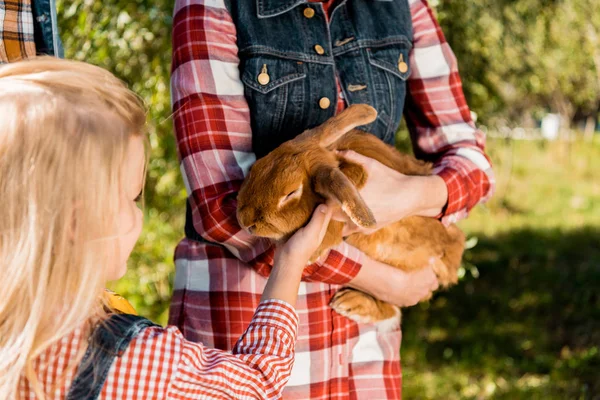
[{"xmin": 0, "ymin": 57, "xmax": 332, "ymax": 399}]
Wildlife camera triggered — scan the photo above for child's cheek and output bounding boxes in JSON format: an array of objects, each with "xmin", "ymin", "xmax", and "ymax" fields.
[
  {"xmin": 110, "ymin": 204, "xmax": 143, "ymax": 281},
  {"xmin": 120, "ymin": 205, "xmax": 143, "ymax": 263}
]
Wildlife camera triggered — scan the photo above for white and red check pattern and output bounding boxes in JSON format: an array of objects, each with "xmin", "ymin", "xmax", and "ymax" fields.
[
  {"xmin": 18, "ymin": 299, "xmax": 298, "ymax": 399},
  {"xmin": 170, "ymin": 0, "xmax": 495, "ymax": 398}
]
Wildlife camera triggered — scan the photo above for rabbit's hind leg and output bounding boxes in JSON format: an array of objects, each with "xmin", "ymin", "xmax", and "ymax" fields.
[{"xmin": 330, "ymin": 288, "xmax": 400, "ymax": 331}]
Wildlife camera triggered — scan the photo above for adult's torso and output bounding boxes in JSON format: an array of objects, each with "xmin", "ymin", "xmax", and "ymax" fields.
[{"xmin": 226, "ymin": 0, "xmax": 413, "ymax": 158}]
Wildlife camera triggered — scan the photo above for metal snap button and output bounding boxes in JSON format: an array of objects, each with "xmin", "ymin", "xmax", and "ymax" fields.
[
  {"xmin": 319, "ymin": 97, "xmax": 331, "ymax": 109},
  {"xmin": 314, "ymin": 45, "xmax": 325, "ymax": 55},
  {"xmin": 398, "ymin": 54, "xmax": 408, "ymax": 73},
  {"xmin": 303, "ymin": 7, "xmax": 315, "ymax": 18},
  {"xmin": 258, "ymin": 64, "xmax": 270, "ymax": 85}
]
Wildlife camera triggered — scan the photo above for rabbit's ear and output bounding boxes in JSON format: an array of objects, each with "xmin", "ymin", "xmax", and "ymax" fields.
[
  {"xmin": 317, "ymin": 104, "xmax": 378, "ymax": 148},
  {"xmin": 314, "ymin": 166, "xmax": 376, "ymax": 228}
]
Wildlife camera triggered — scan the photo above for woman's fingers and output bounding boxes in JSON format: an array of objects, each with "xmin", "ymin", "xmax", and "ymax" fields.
[{"xmin": 336, "ymin": 150, "xmax": 375, "ymax": 171}]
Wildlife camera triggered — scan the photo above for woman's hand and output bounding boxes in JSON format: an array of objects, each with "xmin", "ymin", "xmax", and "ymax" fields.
[
  {"xmin": 348, "ymin": 254, "xmax": 439, "ymax": 307},
  {"xmin": 334, "ymin": 150, "xmax": 448, "ymax": 235},
  {"xmin": 261, "ymin": 205, "xmax": 333, "ymax": 304}
]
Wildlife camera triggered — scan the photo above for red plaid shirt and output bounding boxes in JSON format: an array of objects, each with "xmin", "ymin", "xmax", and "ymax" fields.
[
  {"xmin": 170, "ymin": 0, "xmax": 495, "ymax": 398},
  {"xmin": 18, "ymin": 300, "xmax": 298, "ymax": 399}
]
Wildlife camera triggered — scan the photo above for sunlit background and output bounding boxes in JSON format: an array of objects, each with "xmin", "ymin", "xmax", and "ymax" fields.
[{"xmin": 56, "ymin": 0, "xmax": 600, "ymax": 398}]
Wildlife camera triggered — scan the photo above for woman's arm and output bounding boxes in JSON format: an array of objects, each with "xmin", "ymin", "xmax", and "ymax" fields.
[
  {"xmin": 171, "ymin": 0, "xmax": 365, "ymax": 285},
  {"xmin": 349, "ymin": 254, "xmax": 439, "ymax": 307},
  {"xmin": 338, "ymin": 0, "xmax": 495, "ymax": 304},
  {"xmin": 334, "ymin": 150, "xmax": 449, "ymax": 235},
  {"xmin": 404, "ymin": 0, "xmax": 495, "ymax": 224},
  {"xmin": 334, "ymin": 0, "xmax": 495, "ymax": 235}
]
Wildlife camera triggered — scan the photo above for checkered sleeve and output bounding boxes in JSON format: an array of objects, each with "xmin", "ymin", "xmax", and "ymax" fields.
[
  {"xmin": 171, "ymin": 0, "xmax": 363, "ymax": 284},
  {"xmin": 104, "ymin": 299, "xmax": 299, "ymax": 399},
  {"xmin": 405, "ymin": 0, "xmax": 495, "ymax": 224}
]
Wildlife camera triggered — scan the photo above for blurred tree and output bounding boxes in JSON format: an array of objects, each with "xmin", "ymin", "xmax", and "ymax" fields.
[
  {"xmin": 436, "ymin": 0, "xmax": 600, "ymax": 127},
  {"xmin": 57, "ymin": 0, "xmax": 186, "ymax": 323}
]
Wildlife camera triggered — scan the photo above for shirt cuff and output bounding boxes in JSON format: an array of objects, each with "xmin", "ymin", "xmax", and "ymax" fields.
[
  {"xmin": 247, "ymin": 299, "xmax": 299, "ymax": 341},
  {"xmin": 435, "ymin": 166, "xmax": 466, "ymax": 217}
]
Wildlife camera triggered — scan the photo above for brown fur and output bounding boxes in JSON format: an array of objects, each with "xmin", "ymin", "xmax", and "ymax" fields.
[{"xmin": 237, "ymin": 104, "xmax": 465, "ymax": 326}]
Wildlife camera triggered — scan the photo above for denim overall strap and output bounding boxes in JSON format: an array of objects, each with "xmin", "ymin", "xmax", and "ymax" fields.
[{"xmin": 66, "ymin": 314, "xmax": 159, "ymax": 400}]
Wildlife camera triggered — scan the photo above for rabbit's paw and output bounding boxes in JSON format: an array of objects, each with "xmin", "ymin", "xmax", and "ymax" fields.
[{"xmin": 330, "ymin": 288, "xmax": 401, "ymax": 331}]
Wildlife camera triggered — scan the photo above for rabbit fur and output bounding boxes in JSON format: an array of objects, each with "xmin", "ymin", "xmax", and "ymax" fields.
[{"xmin": 237, "ymin": 104, "xmax": 465, "ymax": 330}]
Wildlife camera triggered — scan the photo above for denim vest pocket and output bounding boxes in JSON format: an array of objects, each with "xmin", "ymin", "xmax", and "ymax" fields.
[
  {"xmin": 366, "ymin": 43, "xmax": 411, "ymax": 142},
  {"xmin": 367, "ymin": 46, "xmax": 411, "ymax": 81},
  {"xmin": 241, "ymin": 55, "xmax": 307, "ymax": 157}
]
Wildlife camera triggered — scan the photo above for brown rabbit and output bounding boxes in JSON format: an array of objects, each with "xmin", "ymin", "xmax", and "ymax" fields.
[{"xmin": 237, "ymin": 104, "xmax": 465, "ymax": 329}]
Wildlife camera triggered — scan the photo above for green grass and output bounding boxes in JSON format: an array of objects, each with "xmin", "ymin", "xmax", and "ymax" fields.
[
  {"xmin": 115, "ymin": 137, "xmax": 600, "ymax": 399},
  {"xmin": 401, "ymin": 138, "xmax": 600, "ymax": 399}
]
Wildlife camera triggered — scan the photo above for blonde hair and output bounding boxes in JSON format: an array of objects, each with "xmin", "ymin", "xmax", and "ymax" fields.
[{"xmin": 0, "ymin": 57, "xmax": 146, "ymax": 398}]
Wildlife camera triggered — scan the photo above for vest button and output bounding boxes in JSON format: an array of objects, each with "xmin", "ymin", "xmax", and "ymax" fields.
[
  {"xmin": 397, "ymin": 54, "xmax": 408, "ymax": 73},
  {"xmin": 257, "ymin": 64, "xmax": 270, "ymax": 85},
  {"xmin": 398, "ymin": 61, "xmax": 408, "ymax": 73},
  {"xmin": 303, "ymin": 7, "xmax": 315, "ymax": 18},
  {"xmin": 319, "ymin": 97, "xmax": 331, "ymax": 109},
  {"xmin": 314, "ymin": 44, "xmax": 325, "ymax": 55},
  {"xmin": 257, "ymin": 72, "xmax": 270, "ymax": 85}
]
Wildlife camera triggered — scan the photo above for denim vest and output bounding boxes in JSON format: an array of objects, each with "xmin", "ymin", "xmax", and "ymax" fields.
[
  {"xmin": 226, "ymin": 0, "xmax": 413, "ymax": 158},
  {"xmin": 185, "ymin": 0, "xmax": 413, "ymax": 241},
  {"xmin": 31, "ymin": 0, "xmax": 64, "ymax": 58},
  {"xmin": 66, "ymin": 314, "xmax": 158, "ymax": 400}
]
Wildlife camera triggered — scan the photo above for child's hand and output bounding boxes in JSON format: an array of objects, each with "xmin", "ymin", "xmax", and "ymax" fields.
[
  {"xmin": 276, "ymin": 205, "xmax": 333, "ymax": 268},
  {"xmin": 261, "ymin": 205, "xmax": 332, "ymax": 305}
]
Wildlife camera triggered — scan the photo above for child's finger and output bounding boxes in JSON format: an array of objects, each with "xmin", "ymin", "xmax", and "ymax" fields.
[
  {"xmin": 304, "ymin": 205, "xmax": 332, "ymax": 239},
  {"xmin": 316, "ymin": 208, "xmax": 333, "ymax": 243}
]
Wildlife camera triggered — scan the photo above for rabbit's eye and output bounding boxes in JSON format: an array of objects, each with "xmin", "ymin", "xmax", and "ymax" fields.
[
  {"xmin": 285, "ymin": 189, "xmax": 299, "ymax": 198},
  {"xmin": 278, "ymin": 184, "xmax": 303, "ymax": 208}
]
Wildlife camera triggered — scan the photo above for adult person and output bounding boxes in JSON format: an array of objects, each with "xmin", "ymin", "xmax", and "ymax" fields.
[
  {"xmin": 0, "ymin": 0, "xmax": 62, "ymax": 64},
  {"xmin": 170, "ymin": 0, "xmax": 495, "ymax": 398}
]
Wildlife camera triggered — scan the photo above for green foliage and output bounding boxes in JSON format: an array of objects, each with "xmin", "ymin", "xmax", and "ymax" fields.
[
  {"xmin": 402, "ymin": 138, "xmax": 600, "ymax": 399},
  {"xmin": 435, "ymin": 0, "xmax": 600, "ymax": 125},
  {"xmin": 56, "ymin": 0, "xmax": 186, "ymax": 325}
]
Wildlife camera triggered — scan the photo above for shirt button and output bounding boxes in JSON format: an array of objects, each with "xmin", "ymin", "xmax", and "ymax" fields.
[
  {"xmin": 319, "ymin": 97, "xmax": 331, "ymax": 109},
  {"xmin": 303, "ymin": 7, "xmax": 315, "ymax": 18},
  {"xmin": 314, "ymin": 44, "xmax": 325, "ymax": 55}
]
